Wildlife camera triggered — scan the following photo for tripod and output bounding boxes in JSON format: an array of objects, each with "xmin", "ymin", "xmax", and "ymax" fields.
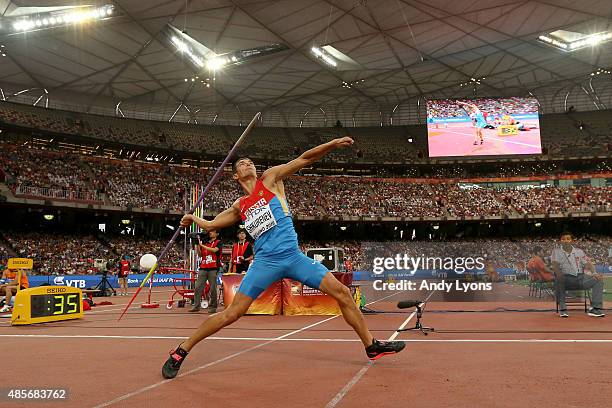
[
  {"xmin": 396, "ymin": 303, "xmax": 435, "ymax": 335},
  {"xmin": 95, "ymin": 271, "xmax": 116, "ymax": 297}
]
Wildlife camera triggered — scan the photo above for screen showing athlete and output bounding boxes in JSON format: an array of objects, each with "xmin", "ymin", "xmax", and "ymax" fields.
[
  {"xmin": 162, "ymin": 137, "xmax": 406, "ymax": 379},
  {"xmin": 457, "ymin": 101, "xmax": 486, "ymax": 145}
]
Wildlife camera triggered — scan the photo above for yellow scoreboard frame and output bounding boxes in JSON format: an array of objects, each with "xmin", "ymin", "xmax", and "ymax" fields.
[
  {"xmin": 6, "ymin": 258, "xmax": 83, "ymax": 325},
  {"xmin": 497, "ymin": 125, "xmax": 519, "ymax": 136},
  {"xmin": 11, "ymin": 286, "xmax": 83, "ymax": 325}
]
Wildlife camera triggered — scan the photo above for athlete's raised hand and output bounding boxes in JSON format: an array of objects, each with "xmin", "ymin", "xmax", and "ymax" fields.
[{"xmin": 334, "ymin": 136, "xmax": 354, "ymax": 148}]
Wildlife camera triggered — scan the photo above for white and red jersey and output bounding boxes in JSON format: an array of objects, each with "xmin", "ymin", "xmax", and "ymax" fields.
[
  {"xmin": 200, "ymin": 239, "xmax": 222, "ymax": 269},
  {"xmin": 231, "ymin": 241, "xmax": 251, "ymax": 265},
  {"xmin": 239, "ymin": 179, "xmax": 298, "ymax": 256}
]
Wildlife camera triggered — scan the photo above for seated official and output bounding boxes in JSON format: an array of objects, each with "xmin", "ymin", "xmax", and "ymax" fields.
[
  {"xmin": 0, "ymin": 268, "xmax": 30, "ymax": 313},
  {"xmin": 551, "ymin": 232, "xmax": 605, "ymax": 318}
]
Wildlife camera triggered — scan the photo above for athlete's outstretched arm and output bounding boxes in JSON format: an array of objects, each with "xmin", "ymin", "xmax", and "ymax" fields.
[
  {"xmin": 457, "ymin": 101, "xmax": 477, "ymax": 110},
  {"xmin": 264, "ymin": 137, "xmax": 354, "ymax": 181},
  {"xmin": 181, "ymin": 199, "xmax": 241, "ymax": 231}
]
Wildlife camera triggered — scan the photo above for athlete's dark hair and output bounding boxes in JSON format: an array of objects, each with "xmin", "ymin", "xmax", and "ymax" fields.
[
  {"xmin": 560, "ymin": 230, "xmax": 573, "ymax": 238},
  {"xmin": 232, "ymin": 157, "xmax": 251, "ymax": 173}
]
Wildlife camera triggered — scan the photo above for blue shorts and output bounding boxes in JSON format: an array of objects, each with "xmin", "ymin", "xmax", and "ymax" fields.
[{"xmin": 238, "ymin": 249, "xmax": 329, "ymax": 299}]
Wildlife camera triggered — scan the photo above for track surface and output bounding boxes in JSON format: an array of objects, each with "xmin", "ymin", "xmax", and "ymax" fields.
[{"xmin": 1, "ymin": 283, "xmax": 610, "ymax": 407}]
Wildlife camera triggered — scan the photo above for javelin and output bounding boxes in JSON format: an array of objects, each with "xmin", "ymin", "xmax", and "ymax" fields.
[{"xmin": 118, "ymin": 112, "xmax": 261, "ymax": 320}]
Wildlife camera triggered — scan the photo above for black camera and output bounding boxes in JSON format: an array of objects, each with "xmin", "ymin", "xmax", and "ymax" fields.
[{"xmin": 188, "ymin": 231, "xmax": 207, "ymax": 242}]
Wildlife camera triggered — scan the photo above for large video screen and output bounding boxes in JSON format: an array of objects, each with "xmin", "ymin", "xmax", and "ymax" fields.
[{"xmin": 426, "ymin": 97, "xmax": 542, "ymax": 157}]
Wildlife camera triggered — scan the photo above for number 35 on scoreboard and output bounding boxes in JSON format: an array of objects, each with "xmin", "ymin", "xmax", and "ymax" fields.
[{"xmin": 11, "ymin": 286, "xmax": 83, "ymax": 325}]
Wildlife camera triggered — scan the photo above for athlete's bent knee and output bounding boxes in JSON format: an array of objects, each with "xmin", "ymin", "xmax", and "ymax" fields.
[
  {"xmin": 333, "ymin": 285, "xmax": 353, "ymax": 305},
  {"xmin": 222, "ymin": 308, "xmax": 243, "ymax": 325}
]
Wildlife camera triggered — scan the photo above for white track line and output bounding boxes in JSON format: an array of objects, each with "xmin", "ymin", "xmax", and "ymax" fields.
[
  {"xmin": 325, "ymin": 363, "xmax": 372, "ymax": 408},
  {"xmin": 92, "ymin": 290, "xmax": 402, "ymax": 407},
  {"xmin": 326, "ymin": 291, "xmax": 434, "ymax": 408}
]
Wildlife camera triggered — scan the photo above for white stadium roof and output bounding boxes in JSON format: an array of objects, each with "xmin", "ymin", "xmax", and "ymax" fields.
[{"xmin": 1, "ymin": 0, "xmax": 611, "ymax": 126}]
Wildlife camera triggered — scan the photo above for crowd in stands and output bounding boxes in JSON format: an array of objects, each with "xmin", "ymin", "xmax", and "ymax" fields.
[
  {"xmin": 0, "ymin": 232, "xmax": 186, "ymax": 275},
  {"xmin": 2, "ymin": 101, "xmax": 610, "ymax": 161},
  {"xmin": 2, "ymin": 232, "xmax": 110, "ymax": 275},
  {"xmin": 1, "ymin": 143, "xmax": 610, "ymax": 217},
  {"xmin": 0, "ymin": 145, "xmax": 94, "ymax": 191},
  {"xmin": 0, "ymin": 229, "xmax": 609, "ymax": 275},
  {"xmin": 0, "ymin": 244, "xmax": 9, "ymax": 266},
  {"xmin": 301, "ymin": 235, "xmax": 611, "ymax": 272},
  {"xmin": 427, "ymin": 97, "xmax": 539, "ymax": 118},
  {"xmin": 105, "ymin": 237, "xmax": 184, "ymax": 270}
]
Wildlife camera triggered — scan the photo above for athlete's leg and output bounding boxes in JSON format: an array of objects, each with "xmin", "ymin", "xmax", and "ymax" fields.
[
  {"xmin": 182, "ymin": 292, "xmax": 253, "ymax": 351},
  {"xmin": 286, "ymin": 252, "xmax": 405, "ymax": 360},
  {"xmin": 318, "ymin": 272, "xmax": 373, "ymax": 347},
  {"xmin": 162, "ymin": 292, "xmax": 253, "ymax": 378}
]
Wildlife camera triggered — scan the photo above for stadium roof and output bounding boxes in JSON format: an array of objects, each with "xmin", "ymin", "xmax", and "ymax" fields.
[{"xmin": 1, "ymin": 0, "xmax": 611, "ymax": 126}]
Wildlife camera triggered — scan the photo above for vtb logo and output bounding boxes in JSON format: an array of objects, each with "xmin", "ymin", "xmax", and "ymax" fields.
[{"xmin": 53, "ymin": 276, "xmax": 86, "ymax": 288}]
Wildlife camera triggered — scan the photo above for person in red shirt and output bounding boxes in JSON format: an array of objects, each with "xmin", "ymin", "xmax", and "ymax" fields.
[
  {"xmin": 527, "ymin": 246, "xmax": 554, "ymax": 283},
  {"xmin": 343, "ymin": 257, "xmax": 353, "ymax": 273},
  {"xmin": 118, "ymin": 256, "xmax": 131, "ymax": 296},
  {"xmin": 190, "ymin": 230, "xmax": 223, "ymax": 313},
  {"xmin": 228, "ymin": 228, "xmax": 253, "ymax": 274}
]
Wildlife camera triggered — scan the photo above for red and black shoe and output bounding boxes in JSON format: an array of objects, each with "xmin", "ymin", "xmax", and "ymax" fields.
[
  {"xmin": 365, "ymin": 339, "xmax": 406, "ymax": 360},
  {"xmin": 162, "ymin": 345, "xmax": 189, "ymax": 379}
]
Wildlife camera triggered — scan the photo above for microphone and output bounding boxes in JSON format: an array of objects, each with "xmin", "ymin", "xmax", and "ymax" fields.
[{"xmin": 397, "ymin": 300, "xmax": 422, "ymax": 309}]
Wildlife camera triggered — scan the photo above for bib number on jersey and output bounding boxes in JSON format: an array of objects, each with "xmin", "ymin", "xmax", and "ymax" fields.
[{"xmin": 245, "ymin": 204, "xmax": 277, "ymax": 240}]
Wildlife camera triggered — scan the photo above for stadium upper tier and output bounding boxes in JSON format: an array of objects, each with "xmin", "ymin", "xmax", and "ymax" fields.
[
  {"xmin": 0, "ymin": 101, "xmax": 610, "ymax": 161},
  {"xmin": 1, "ymin": 143, "xmax": 610, "ymax": 219}
]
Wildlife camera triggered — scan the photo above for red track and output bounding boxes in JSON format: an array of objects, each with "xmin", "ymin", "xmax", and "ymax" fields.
[{"xmin": 1, "ymin": 285, "xmax": 610, "ymax": 408}]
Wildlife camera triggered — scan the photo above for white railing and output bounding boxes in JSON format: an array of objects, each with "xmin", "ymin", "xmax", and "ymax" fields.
[{"xmin": 15, "ymin": 184, "xmax": 101, "ymax": 202}]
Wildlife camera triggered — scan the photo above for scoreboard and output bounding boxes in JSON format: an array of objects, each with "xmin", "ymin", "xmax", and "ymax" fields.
[{"xmin": 11, "ymin": 286, "xmax": 83, "ymax": 325}]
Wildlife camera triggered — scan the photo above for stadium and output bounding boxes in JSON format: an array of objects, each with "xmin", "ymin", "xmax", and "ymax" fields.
[{"xmin": 0, "ymin": 0, "xmax": 611, "ymax": 407}]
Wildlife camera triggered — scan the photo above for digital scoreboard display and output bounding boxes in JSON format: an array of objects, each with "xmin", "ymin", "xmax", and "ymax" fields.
[
  {"xmin": 11, "ymin": 286, "xmax": 84, "ymax": 325},
  {"xmin": 30, "ymin": 293, "xmax": 81, "ymax": 318}
]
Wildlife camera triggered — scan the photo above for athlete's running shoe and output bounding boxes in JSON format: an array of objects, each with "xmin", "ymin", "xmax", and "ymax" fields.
[
  {"xmin": 162, "ymin": 344, "xmax": 188, "ymax": 379},
  {"xmin": 365, "ymin": 339, "xmax": 406, "ymax": 360}
]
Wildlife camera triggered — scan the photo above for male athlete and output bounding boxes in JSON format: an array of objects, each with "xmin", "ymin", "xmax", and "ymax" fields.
[
  {"xmin": 162, "ymin": 137, "xmax": 405, "ymax": 379},
  {"xmin": 458, "ymin": 101, "xmax": 486, "ymax": 145}
]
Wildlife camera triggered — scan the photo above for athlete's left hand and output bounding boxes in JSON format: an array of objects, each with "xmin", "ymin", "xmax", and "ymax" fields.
[{"xmin": 334, "ymin": 136, "xmax": 354, "ymax": 147}]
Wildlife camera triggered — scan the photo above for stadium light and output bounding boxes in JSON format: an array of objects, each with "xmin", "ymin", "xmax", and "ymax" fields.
[
  {"xmin": 163, "ymin": 23, "xmax": 288, "ymax": 72},
  {"xmin": 43, "ymin": 214, "xmax": 54, "ymax": 221},
  {"xmin": 206, "ymin": 57, "xmax": 228, "ymax": 71},
  {"xmin": 311, "ymin": 46, "xmax": 338, "ymax": 68},
  {"xmin": 7, "ymin": 4, "xmax": 116, "ymax": 34},
  {"xmin": 537, "ymin": 30, "xmax": 612, "ymax": 52}
]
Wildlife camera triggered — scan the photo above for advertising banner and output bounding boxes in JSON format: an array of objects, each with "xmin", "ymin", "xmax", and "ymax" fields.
[{"xmin": 221, "ymin": 274, "xmax": 282, "ymax": 315}]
